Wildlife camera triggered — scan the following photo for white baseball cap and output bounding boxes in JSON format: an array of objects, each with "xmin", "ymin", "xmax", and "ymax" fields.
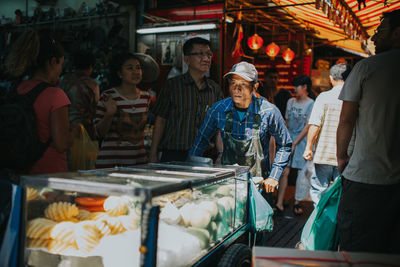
[{"xmin": 223, "ymin": 61, "xmax": 258, "ymax": 82}]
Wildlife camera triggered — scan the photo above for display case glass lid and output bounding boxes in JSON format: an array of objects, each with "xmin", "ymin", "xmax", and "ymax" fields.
[
  {"xmin": 20, "ymin": 162, "xmax": 247, "ymax": 197},
  {"xmin": 94, "ymin": 164, "xmax": 233, "ymax": 179},
  {"xmin": 149, "ymin": 161, "xmax": 250, "ymax": 176},
  {"xmin": 85, "ymin": 164, "xmax": 237, "ymax": 190},
  {"xmin": 21, "ymin": 171, "xmax": 190, "ymax": 197}
]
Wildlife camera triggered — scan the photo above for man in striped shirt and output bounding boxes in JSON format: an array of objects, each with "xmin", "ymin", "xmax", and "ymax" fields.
[
  {"xmin": 149, "ymin": 37, "xmax": 223, "ymax": 162},
  {"xmin": 303, "ymin": 63, "xmax": 351, "ymax": 206}
]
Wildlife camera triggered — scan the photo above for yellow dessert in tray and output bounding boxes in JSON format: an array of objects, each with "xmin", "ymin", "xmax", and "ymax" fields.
[{"xmin": 26, "ymin": 196, "xmax": 139, "ymax": 255}]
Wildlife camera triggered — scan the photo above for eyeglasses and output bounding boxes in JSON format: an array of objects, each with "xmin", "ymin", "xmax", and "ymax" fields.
[{"xmin": 187, "ymin": 51, "xmax": 213, "ymax": 58}]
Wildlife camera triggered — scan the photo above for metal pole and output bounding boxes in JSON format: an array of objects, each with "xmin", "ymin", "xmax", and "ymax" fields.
[
  {"xmin": 220, "ymin": 0, "xmax": 227, "ymax": 90},
  {"xmin": 25, "ymin": 0, "xmax": 28, "ymax": 29}
]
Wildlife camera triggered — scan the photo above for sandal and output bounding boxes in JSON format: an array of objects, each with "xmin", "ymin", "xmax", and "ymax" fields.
[
  {"xmin": 293, "ymin": 204, "xmax": 304, "ymax": 216},
  {"xmin": 273, "ymin": 205, "xmax": 284, "ymax": 217}
]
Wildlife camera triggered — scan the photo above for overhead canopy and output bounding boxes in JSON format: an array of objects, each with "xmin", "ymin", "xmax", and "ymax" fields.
[
  {"xmin": 270, "ymin": 0, "xmax": 400, "ymax": 55},
  {"xmin": 143, "ymin": 1, "xmax": 399, "ymax": 56}
]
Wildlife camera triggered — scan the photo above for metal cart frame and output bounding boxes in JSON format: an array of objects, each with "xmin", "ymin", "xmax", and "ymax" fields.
[{"xmin": 5, "ymin": 162, "xmax": 254, "ymax": 267}]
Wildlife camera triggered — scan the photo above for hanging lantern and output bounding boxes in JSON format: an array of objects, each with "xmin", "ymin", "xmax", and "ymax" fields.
[
  {"xmin": 247, "ymin": 34, "xmax": 263, "ymax": 50},
  {"xmin": 282, "ymin": 48, "xmax": 295, "ymax": 63},
  {"xmin": 265, "ymin": 42, "xmax": 280, "ymax": 59}
]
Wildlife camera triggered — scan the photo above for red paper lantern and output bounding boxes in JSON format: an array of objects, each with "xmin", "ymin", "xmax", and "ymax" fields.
[
  {"xmin": 247, "ymin": 34, "xmax": 264, "ymax": 50},
  {"xmin": 265, "ymin": 42, "xmax": 280, "ymax": 59},
  {"xmin": 282, "ymin": 48, "xmax": 295, "ymax": 63}
]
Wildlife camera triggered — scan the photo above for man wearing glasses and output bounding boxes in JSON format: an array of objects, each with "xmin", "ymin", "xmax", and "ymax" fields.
[
  {"xmin": 189, "ymin": 62, "xmax": 292, "ymax": 193},
  {"xmin": 150, "ymin": 37, "xmax": 223, "ymax": 162},
  {"xmin": 336, "ymin": 10, "xmax": 400, "ymax": 253}
]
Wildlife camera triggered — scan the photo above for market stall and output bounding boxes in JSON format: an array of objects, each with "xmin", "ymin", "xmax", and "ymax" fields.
[{"xmin": 6, "ymin": 162, "xmax": 255, "ymax": 267}]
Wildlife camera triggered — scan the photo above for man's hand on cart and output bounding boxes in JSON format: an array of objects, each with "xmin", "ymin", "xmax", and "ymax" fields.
[{"xmin": 262, "ymin": 178, "xmax": 279, "ymax": 193}]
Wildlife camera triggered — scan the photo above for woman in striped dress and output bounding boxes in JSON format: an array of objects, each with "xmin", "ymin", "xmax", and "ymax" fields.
[{"xmin": 94, "ymin": 53, "xmax": 151, "ymax": 168}]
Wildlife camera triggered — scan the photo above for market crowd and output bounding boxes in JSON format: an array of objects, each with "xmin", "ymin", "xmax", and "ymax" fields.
[{"xmin": 1, "ymin": 9, "xmax": 399, "ymax": 255}]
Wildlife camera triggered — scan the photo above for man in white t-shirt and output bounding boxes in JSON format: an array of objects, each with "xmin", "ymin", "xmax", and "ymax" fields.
[
  {"xmin": 336, "ymin": 10, "xmax": 400, "ymax": 253},
  {"xmin": 303, "ymin": 63, "xmax": 351, "ymax": 207}
]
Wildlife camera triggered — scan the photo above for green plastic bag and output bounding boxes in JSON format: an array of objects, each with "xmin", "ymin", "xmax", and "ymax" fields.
[
  {"xmin": 249, "ymin": 180, "xmax": 274, "ymax": 232},
  {"xmin": 301, "ymin": 175, "xmax": 342, "ymax": 250}
]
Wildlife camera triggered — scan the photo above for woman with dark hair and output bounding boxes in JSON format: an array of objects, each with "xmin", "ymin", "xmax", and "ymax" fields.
[
  {"xmin": 94, "ymin": 53, "xmax": 151, "ymax": 168},
  {"xmin": 4, "ymin": 28, "xmax": 72, "ymax": 174},
  {"xmin": 275, "ymin": 75, "xmax": 314, "ymax": 216}
]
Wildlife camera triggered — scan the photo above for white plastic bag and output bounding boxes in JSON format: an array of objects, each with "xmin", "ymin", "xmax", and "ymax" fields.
[{"xmin": 295, "ymin": 161, "xmax": 315, "ymax": 201}]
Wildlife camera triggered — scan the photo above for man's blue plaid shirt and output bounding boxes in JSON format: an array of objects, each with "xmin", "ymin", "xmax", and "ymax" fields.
[{"xmin": 189, "ymin": 95, "xmax": 292, "ymax": 181}]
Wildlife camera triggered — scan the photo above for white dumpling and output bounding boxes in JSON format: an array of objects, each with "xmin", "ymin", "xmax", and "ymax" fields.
[
  {"xmin": 157, "ymin": 222, "xmax": 202, "ymax": 267},
  {"xmin": 198, "ymin": 201, "xmax": 218, "ymax": 220},
  {"xmin": 190, "ymin": 209, "xmax": 211, "ymax": 229},
  {"xmin": 160, "ymin": 202, "xmax": 181, "ymax": 225},
  {"xmin": 216, "ymin": 185, "xmax": 232, "ymax": 196},
  {"xmin": 180, "ymin": 203, "xmax": 196, "ymax": 226},
  {"xmin": 186, "ymin": 227, "xmax": 210, "ymax": 249}
]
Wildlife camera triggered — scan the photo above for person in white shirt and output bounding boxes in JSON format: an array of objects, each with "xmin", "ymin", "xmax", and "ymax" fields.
[{"xmin": 303, "ymin": 63, "xmax": 351, "ymax": 206}]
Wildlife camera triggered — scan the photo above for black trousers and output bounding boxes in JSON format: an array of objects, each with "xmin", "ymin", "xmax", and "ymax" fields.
[{"xmin": 337, "ymin": 177, "xmax": 400, "ymax": 254}]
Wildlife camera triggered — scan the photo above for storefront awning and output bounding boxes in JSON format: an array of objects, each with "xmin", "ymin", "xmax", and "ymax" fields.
[{"xmin": 271, "ymin": 0, "xmax": 400, "ymax": 55}]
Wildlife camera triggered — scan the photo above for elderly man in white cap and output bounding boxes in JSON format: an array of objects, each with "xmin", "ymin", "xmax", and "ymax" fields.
[{"xmin": 189, "ymin": 62, "xmax": 292, "ymax": 193}]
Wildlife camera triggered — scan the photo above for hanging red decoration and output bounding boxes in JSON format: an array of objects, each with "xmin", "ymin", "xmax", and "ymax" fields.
[
  {"xmin": 265, "ymin": 42, "xmax": 280, "ymax": 59},
  {"xmin": 247, "ymin": 34, "xmax": 263, "ymax": 50},
  {"xmin": 231, "ymin": 11, "xmax": 244, "ymax": 58},
  {"xmin": 282, "ymin": 48, "xmax": 295, "ymax": 63},
  {"xmin": 315, "ymin": 0, "xmax": 321, "ymax": 10}
]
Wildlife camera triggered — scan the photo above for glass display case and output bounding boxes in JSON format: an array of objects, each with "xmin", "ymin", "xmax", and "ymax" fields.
[{"xmin": 20, "ymin": 162, "xmax": 250, "ymax": 267}]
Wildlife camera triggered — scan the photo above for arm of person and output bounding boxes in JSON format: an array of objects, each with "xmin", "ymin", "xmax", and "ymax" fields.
[
  {"xmin": 215, "ymin": 130, "xmax": 223, "ymax": 164},
  {"xmin": 303, "ymin": 95, "xmax": 322, "ymax": 160},
  {"xmin": 148, "ymin": 83, "xmax": 172, "ymax": 162},
  {"xmin": 95, "ymin": 96, "xmax": 117, "ymax": 139},
  {"xmin": 92, "ymin": 83, "xmax": 100, "ymax": 103},
  {"xmin": 303, "ymin": 124, "xmax": 320, "ymax": 161},
  {"xmin": 337, "ymin": 101, "xmax": 358, "ymax": 173},
  {"xmin": 51, "ymin": 106, "xmax": 73, "ymax": 152},
  {"xmin": 292, "ymin": 123, "xmax": 310, "ymax": 152},
  {"xmin": 149, "ymin": 115, "xmax": 166, "ymax": 163},
  {"xmin": 268, "ymin": 136, "xmax": 276, "ymax": 167},
  {"xmin": 262, "ymin": 108, "xmax": 292, "ymax": 193},
  {"xmin": 188, "ymin": 106, "xmax": 218, "ymax": 158}
]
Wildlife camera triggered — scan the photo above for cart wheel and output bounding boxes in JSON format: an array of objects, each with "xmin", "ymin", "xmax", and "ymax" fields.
[{"xmin": 217, "ymin": 243, "xmax": 252, "ymax": 267}]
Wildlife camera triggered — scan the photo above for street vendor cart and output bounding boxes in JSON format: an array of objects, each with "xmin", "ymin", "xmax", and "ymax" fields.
[{"xmin": 1, "ymin": 162, "xmax": 256, "ymax": 267}]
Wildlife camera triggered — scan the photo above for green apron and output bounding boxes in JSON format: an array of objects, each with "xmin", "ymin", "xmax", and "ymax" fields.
[{"xmin": 222, "ymin": 108, "xmax": 265, "ymax": 177}]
